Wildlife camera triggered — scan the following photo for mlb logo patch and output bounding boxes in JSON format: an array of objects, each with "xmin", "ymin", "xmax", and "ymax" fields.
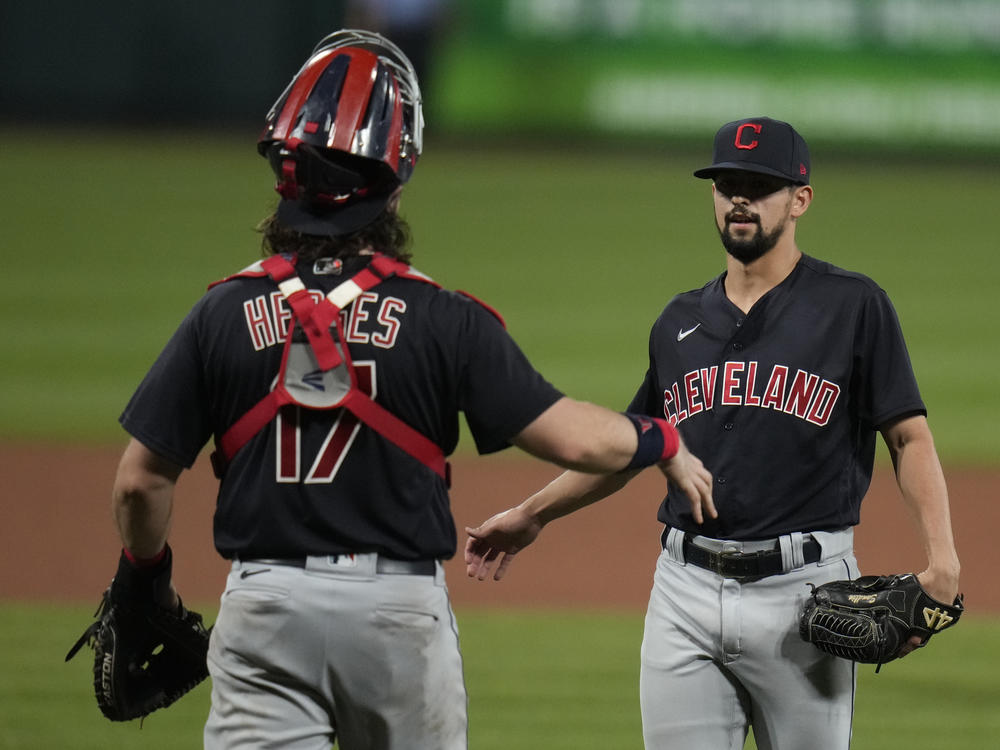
[
  {"xmin": 314, "ymin": 258, "xmax": 344, "ymax": 275},
  {"xmin": 326, "ymin": 554, "xmax": 358, "ymax": 569}
]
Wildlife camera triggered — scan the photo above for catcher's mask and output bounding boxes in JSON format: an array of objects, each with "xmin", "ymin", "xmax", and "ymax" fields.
[{"xmin": 258, "ymin": 29, "xmax": 424, "ymax": 236}]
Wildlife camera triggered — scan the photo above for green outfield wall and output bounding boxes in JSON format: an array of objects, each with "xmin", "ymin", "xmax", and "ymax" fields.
[
  {"xmin": 3, "ymin": 1, "xmax": 1000, "ymax": 154},
  {"xmin": 435, "ymin": 0, "xmax": 1000, "ymax": 153}
]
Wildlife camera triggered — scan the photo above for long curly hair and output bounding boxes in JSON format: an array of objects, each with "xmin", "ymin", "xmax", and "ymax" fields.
[{"xmin": 257, "ymin": 208, "xmax": 413, "ymax": 264}]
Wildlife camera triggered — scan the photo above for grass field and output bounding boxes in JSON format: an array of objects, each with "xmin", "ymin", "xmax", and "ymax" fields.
[
  {"xmin": 2, "ymin": 602, "xmax": 996, "ymax": 749},
  {"xmin": 2, "ymin": 126, "xmax": 997, "ymax": 462}
]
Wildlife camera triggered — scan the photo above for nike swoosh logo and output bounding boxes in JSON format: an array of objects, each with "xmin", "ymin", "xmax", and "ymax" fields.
[
  {"xmin": 240, "ymin": 567, "xmax": 272, "ymax": 579},
  {"xmin": 677, "ymin": 324, "xmax": 701, "ymax": 342}
]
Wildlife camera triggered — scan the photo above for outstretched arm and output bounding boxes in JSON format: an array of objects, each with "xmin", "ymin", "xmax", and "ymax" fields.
[
  {"xmin": 465, "ymin": 420, "xmax": 714, "ymax": 581},
  {"xmin": 464, "ymin": 470, "xmax": 629, "ymax": 582},
  {"xmin": 880, "ymin": 414, "xmax": 961, "ymax": 655},
  {"xmin": 510, "ymin": 397, "xmax": 656, "ymax": 473}
]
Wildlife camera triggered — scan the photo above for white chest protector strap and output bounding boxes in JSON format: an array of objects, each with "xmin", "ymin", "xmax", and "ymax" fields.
[{"xmin": 210, "ymin": 253, "xmax": 449, "ymax": 485}]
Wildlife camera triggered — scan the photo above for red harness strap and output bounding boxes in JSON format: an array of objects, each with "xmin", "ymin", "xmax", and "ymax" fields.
[
  {"xmin": 210, "ymin": 254, "xmax": 449, "ymax": 485},
  {"xmin": 262, "ymin": 254, "xmax": 343, "ymax": 371}
]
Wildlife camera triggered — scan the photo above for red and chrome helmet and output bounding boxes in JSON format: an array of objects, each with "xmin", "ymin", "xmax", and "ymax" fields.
[{"xmin": 258, "ymin": 29, "xmax": 424, "ymax": 236}]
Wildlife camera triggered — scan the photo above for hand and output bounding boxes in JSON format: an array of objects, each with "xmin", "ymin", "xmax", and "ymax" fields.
[
  {"xmin": 464, "ymin": 506, "xmax": 543, "ymax": 581},
  {"xmin": 658, "ymin": 436, "xmax": 716, "ymax": 524},
  {"xmin": 899, "ymin": 565, "xmax": 961, "ymax": 658}
]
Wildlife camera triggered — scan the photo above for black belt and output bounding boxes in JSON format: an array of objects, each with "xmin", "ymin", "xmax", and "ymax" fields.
[
  {"xmin": 678, "ymin": 535, "xmax": 820, "ymax": 581},
  {"xmin": 245, "ymin": 557, "xmax": 437, "ymax": 576}
]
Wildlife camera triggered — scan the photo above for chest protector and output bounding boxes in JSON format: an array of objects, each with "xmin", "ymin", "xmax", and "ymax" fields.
[{"xmin": 209, "ymin": 253, "xmax": 449, "ymax": 485}]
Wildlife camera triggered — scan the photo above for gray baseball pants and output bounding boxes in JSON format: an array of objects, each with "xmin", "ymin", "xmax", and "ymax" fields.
[
  {"xmin": 640, "ymin": 527, "xmax": 858, "ymax": 750},
  {"xmin": 203, "ymin": 554, "xmax": 467, "ymax": 750}
]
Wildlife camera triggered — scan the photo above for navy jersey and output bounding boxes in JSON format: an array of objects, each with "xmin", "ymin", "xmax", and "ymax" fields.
[
  {"xmin": 120, "ymin": 255, "xmax": 563, "ymax": 561},
  {"xmin": 628, "ymin": 254, "xmax": 925, "ymax": 540}
]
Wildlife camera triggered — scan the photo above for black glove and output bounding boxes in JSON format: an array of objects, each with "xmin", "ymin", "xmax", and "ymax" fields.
[
  {"xmin": 65, "ymin": 546, "xmax": 212, "ymax": 721},
  {"xmin": 799, "ymin": 573, "xmax": 963, "ymax": 671}
]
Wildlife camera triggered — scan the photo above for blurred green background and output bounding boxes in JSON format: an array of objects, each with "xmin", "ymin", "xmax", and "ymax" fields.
[
  {"xmin": 2, "ymin": 130, "xmax": 997, "ymax": 462},
  {"xmin": 2, "ymin": 2, "xmax": 997, "ymax": 748},
  {"xmin": 2, "ymin": 0, "xmax": 998, "ymax": 461}
]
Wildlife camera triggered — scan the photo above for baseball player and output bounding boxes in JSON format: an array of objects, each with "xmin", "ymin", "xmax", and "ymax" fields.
[
  {"xmin": 465, "ymin": 117, "xmax": 961, "ymax": 749},
  {"xmin": 106, "ymin": 29, "xmax": 713, "ymax": 750}
]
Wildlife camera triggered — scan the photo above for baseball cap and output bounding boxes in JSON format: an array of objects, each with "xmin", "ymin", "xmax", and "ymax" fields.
[
  {"xmin": 694, "ymin": 117, "xmax": 810, "ymax": 184},
  {"xmin": 276, "ymin": 192, "xmax": 394, "ymax": 237},
  {"xmin": 268, "ymin": 143, "xmax": 399, "ymax": 237}
]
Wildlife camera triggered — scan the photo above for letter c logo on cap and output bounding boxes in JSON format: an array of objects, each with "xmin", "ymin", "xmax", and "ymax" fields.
[{"xmin": 734, "ymin": 123, "xmax": 762, "ymax": 150}]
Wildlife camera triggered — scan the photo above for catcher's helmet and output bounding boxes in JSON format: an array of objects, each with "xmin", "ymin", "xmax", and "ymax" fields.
[{"xmin": 258, "ymin": 29, "xmax": 424, "ymax": 236}]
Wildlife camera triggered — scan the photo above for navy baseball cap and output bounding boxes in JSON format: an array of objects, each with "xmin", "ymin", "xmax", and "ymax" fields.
[
  {"xmin": 276, "ymin": 192, "xmax": 394, "ymax": 237},
  {"xmin": 694, "ymin": 117, "xmax": 810, "ymax": 185},
  {"xmin": 268, "ymin": 144, "xmax": 400, "ymax": 237}
]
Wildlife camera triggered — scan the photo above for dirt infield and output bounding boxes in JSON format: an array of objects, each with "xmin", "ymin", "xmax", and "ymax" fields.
[{"xmin": 2, "ymin": 444, "xmax": 991, "ymax": 612}]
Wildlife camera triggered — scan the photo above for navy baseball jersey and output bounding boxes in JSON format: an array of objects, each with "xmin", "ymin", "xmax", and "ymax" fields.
[
  {"xmin": 628, "ymin": 254, "xmax": 925, "ymax": 539},
  {"xmin": 120, "ymin": 255, "xmax": 563, "ymax": 561}
]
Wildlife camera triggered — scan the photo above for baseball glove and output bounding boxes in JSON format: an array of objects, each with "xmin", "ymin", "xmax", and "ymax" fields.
[
  {"xmin": 799, "ymin": 573, "xmax": 963, "ymax": 671},
  {"xmin": 65, "ymin": 545, "xmax": 211, "ymax": 721}
]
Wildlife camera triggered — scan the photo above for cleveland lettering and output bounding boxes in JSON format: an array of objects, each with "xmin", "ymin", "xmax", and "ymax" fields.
[{"xmin": 662, "ymin": 361, "xmax": 841, "ymax": 427}]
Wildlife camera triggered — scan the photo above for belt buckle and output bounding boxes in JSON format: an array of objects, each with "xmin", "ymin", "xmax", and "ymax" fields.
[
  {"xmin": 709, "ymin": 545, "xmax": 741, "ymax": 578},
  {"xmin": 710, "ymin": 545, "xmax": 764, "ymax": 582}
]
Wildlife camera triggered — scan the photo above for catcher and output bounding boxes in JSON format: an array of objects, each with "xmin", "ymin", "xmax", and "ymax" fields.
[
  {"xmin": 66, "ymin": 28, "xmax": 712, "ymax": 749},
  {"xmin": 66, "ymin": 543, "xmax": 211, "ymax": 721},
  {"xmin": 800, "ymin": 572, "xmax": 964, "ymax": 671}
]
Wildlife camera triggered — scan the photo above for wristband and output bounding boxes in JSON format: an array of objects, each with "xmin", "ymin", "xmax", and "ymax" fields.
[
  {"xmin": 123, "ymin": 545, "xmax": 168, "ymax": 568},
  {"xmin": 111, "ymin": 544, "xmax": 173, "ymax": 608},
  {"xmin": 622, "ymin": 414, "xmax": 680, "ymax": 471}
]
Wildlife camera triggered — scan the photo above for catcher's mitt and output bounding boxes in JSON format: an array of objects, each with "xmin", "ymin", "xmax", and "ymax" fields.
[
  {"xmin": 799, "ymin": 573, "xmax": 963, "ymax": 671},
  {"xmin": 65, "ymin": 545, "xmax": 211, "ymax": 721}
]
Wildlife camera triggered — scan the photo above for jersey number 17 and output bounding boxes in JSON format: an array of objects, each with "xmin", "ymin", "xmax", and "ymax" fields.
[{"xmin": 274, "ymin": 361, "xmax": 375, "ymax": 483}]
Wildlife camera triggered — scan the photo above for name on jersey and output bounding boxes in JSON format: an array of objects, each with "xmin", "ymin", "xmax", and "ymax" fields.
[
  {"xmin": 662, "ymin": 361, "xmax": 841, "ymax": 427},
  {"xmin": 242, "ymin": 290, "xmax": 406, "ymax": 351}
]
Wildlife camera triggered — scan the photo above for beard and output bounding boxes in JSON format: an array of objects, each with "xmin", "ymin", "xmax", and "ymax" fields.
[{"xmin": 717, "ymin": 212, "xmax": 785, "ymax": 264}]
